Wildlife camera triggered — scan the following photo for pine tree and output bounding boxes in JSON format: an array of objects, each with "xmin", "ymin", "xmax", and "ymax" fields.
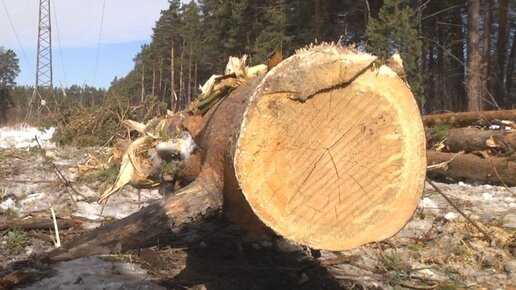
[
  {"xmin": 466, "ymin": 0, "xmax": 483, "ymax": 111},
  {"xmin": 197, "ymin": 0, "xmax": 233, "ymax": 71},
  {"xmin": 366, "ymin": 0, "xmax": 422, "ymax": 97},
  {"xmin": 253, "ymin": 0, "xmax": 292, "ymax": 63},
  {"xmin": 0, "ymin": 47, "xmax": 20, "ymax": 89},
  {"xmin": 87, "ymin": 0, "xmax": 515, "ymax": 115},
  {"xmin": 180, "ymin": 1, "xmax": 202, "ymax": 104}
]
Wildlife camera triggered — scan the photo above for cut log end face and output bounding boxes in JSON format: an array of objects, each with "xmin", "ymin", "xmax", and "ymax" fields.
[{"xmin": 234, "ymin": 47, "xmax": 426, "ymax": 251}]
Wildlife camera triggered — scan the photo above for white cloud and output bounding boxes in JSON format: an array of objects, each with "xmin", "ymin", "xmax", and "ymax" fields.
[{"xmin": 1, "ymin": 0, "xmax": 170, "ymax": 49}]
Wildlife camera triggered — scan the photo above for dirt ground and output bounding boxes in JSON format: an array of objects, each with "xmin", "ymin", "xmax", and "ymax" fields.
[{"xmin": 0, "ymin": 141, "xmax": 515, "ymax": 289}]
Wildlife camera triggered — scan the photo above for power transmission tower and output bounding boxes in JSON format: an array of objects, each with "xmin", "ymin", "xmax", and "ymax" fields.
[{"xmin": 27, "ymin": 0, "xmax": 53, "ymax": 118}]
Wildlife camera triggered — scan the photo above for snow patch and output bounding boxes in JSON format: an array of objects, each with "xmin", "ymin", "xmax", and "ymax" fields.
[
  {"xmin": 75, "ymin": 199, "xmax": 154, "ymax": 227},
  {"xmin": 482, "ymin": 192, "xmax": 494, "ymax": 201},
  {"xmin": 419, "ymin": 197, "xmax": 439, "ymax": 214},
  {"xmin": 444, "ymin": 212, "xmax": 458, "ymax": 220},
  {"xmin": 0, "ymin": 197, "xmax": 20, "ymax": 213},
  {"xmin": 0, "ymin": 123, "xmax": 55, "ymax": 149},
  {"xmin": 20, "ymin": 192, "xmax": 46, "ymax": 203},
  {"xmin": 419, "ymin": 197, "xmax": 438, "ymax": 209},
  {"xmin": 20, "ymin": 257, "xmax": 165, "ymax": 290}
]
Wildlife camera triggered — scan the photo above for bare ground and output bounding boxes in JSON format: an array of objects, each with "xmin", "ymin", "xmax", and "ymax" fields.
[{"xmin": 0, "ymin": 146, "xmax": 515, "ymax": 289}]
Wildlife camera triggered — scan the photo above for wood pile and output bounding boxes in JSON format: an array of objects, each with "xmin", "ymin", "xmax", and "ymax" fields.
[{"xmin": 425, "ymin": 110, "xmax": 516, "ymax": 186}]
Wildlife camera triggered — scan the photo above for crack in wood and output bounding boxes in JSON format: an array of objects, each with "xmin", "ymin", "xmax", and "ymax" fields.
[{"xmin": 327, "ymin": 150, "xmax": 342, "ymax": 205}]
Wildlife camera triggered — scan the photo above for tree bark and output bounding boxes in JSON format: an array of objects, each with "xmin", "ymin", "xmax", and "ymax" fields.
[
  {"xmin": 179, "ymin": 39, "xmax": 185, "ymax": 109},
  {"xmin": 451, "ymin": 4, "xmax": 466, "ymax": 111},
  {"xmin": 506, "ymin": 25, "xmax": 516, "ymax": 106},
  {"xmin": 423, "ymin": 109, "xmax": 516, "ymax": 127},
  {"xmin": 188, "ymin": 44, "xmax": 193, "ymax": 104},
  {"xmin": 47, "ymin": 46, "xmax": 426, "ymax": 261},
  {"xmin": 437, "ymin": 17, "xmax": 452, "ymax": 111},
  {"xmin": 482, "ymin": 0, "xmax": 492, "ymax": 107},
  {"xmin": 495, "ymin": 0, "xmax": 509, "ymax": 106},
  {"xmin": 194, "ymin": 60, "xmax": 198, "ymax": 100},
  {"xmin": 171, "ymin": 42, "xmax": 176, "ymax": 110},
  {"xmin": 427, "ymin": 151, "xmax": 516, "ymax": 186},
  {"xmin": 140, "ymin": 63, "xmax": 145, "ymax": 103},
  {"xmin": 441, "ymin": 127, "xmax": 516, "ymax": 154},
  {"xmin": 467, "ymin": 0, "xmax": 483, "ymax": 111},
  {"xmin": 158, "ymin": 58, "xmax": 163, "ymax": 101},
  {"xmin": 152, "ymin": 65, "xmax": 156, "ymax": 97}
]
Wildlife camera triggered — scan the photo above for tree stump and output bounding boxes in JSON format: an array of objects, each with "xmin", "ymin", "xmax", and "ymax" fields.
[{"xmin": 48, "ymin": 45, "xmax": 426, "ymax": 261}]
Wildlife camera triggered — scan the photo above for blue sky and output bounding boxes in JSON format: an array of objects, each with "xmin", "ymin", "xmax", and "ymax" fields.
[{"xmin": 1, "ymin": 0, "xmax": 171, "ymax": 89}]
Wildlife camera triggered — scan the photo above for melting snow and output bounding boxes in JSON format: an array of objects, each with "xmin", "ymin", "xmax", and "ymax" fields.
[
  {"xmin": 482, "ymin": 192, "xmax": 494, "ymax": 201},
  {"xmin": 444, "ymin": 212, "xmax": 458, "ymax": 220},
  {"xmin": 20, "ymin": 257, "xmax": 165, "ymax": 290},
  {"xmin": 0, "ymin": 123, "xmax": 55, "ymax": 149}
]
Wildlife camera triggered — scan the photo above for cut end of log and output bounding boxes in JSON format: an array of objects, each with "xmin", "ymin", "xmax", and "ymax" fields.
[{"xmin": 234, "ymin": 46, "xmax": 426, "ymax": 250}]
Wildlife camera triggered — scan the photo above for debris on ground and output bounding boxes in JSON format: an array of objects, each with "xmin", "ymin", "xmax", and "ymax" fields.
[{"xmin": 1, "ymin": 123, "xmax": 515, "ymax": 289}]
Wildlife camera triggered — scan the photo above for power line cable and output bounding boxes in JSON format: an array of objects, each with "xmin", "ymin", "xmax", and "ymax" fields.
[
  {"xmin": 92, "ymin": 0, "xmax": 106, "ymax": 87},
  {"xmin": 1, "ymin": 0, "xmax": 35, "ymax": 76},
  {"xmin": 52, "ymin": 0, "xmax": 68, "ymax": 87}
]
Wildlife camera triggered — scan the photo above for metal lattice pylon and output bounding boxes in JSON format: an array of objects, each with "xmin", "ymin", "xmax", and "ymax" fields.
[{"xmin": 27, "ymin": 0, "xmax": 53, "ymax": 118}]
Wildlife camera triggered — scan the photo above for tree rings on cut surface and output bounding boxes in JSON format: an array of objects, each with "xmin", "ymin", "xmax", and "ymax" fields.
[{"xmin": 234, "ymin": 45, "xmax": 426, "ymax": 250}]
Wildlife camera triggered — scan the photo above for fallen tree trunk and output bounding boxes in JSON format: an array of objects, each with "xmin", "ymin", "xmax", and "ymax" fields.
[
  {"xmin": 47, "ymin": 45, "xmax": 426, "ymax": 261},
  {"xmin": 0, "ymin": 217, "xmax": 82, "ymax": 231},
  {"xmin": 427, "ymin": 151, "xmax": 516, "ymax": 186},
  {"xmin": 423, "ymin": 109, "xmax": 516, "ymax": 127},
  {"xmin": 48, "ymin": 174, "xmax": 223, "ymax": 261},
  {"xmin": 442, "ymin": 127, "xmax": 516, "ymax": 154}
]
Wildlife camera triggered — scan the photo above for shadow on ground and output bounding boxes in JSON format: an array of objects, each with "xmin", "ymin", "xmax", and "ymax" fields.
[{"xmin": 135, "ymin": 221, "xmax": 346, "ymax": 290}]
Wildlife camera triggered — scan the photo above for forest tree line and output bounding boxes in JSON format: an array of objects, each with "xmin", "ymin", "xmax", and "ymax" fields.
[
  {"xmin": 109, "ymin": 0, "xmax": 515, "ymax": 114},
  {"xmin": 2, "ymin": 0, "xmax": 515, "ymax": 126}
]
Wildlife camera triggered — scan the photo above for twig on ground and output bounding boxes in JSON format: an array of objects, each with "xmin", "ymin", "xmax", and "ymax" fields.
[
  {"xmin": 334, "ymin": 273, "xmax": 384, "ymax": 280},
  {"xmin": 49, "ymin": 203, "xmax": 61, "ymax": 247},
  {"xmin": 4, "ymin": 178, "xmax": 59, "ymax": 183},
  {"xmin": 397, "ymin": 280, "xmax": 439, "ymax": 290},
  {"xmin": 69, "ymin": 214, "xmax": 107, "ymax": 223},
  {"xmin": 425, "ymin": 177, "xmax": 492, "ymax": 243}
]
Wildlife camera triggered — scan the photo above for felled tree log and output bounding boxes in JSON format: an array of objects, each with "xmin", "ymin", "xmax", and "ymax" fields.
[
  {"xmin": 48, "ymin": 174, "xmax": 223, "ymax": 261},
  {"xmin": 423, "ymin": 109, "xmax": 516, "ymax": 127},
  {"xmin": 0, "ymin": 217, "xmax": 82, "ymax": 231},
  {"xmin": 47, "ymin": 45, "xmax": 426, "ymax": 262},
  {"xmin": 427, "ymin": 151, "xmax": 516, "ymax": 185},
  {"xmin": 442, "ymin": 127, "xmax": 516, "ymax": 154}
]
